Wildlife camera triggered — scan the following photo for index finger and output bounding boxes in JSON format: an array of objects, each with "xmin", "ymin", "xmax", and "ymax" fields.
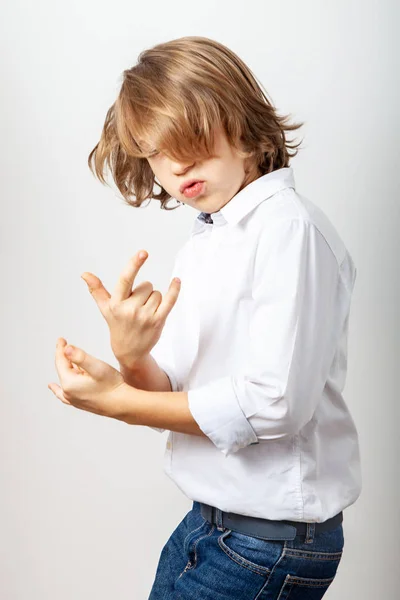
[
  {"xmin": 55, "ymin": 337, "xmax": 74, "ymax": 378},
  {"xmin": 113, "ymin": 250, "xmax": 148, "ymax": 302}
]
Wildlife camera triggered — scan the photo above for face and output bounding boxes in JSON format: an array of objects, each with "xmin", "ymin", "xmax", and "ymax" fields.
[{"xmin": 145, "ymin": 126, "xmax": 262, "ymax": 213}]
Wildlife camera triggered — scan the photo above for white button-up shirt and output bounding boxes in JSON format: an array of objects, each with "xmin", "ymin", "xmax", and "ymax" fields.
[{"xmin": 150, "ymin": 167, "xmax": 362, "ymax": 522}]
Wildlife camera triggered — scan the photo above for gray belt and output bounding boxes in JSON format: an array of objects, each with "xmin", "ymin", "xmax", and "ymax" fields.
[{"xmin": 200, "ymin": 502, "xmax": 343, "ymax": 541}]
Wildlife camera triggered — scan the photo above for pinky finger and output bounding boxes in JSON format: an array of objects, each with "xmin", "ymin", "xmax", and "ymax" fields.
[
  {"xmin": 48, "ymin": 383, "xmax": 72, "ymax": 405},
  {"xmin": 71, "ymin": 363, "xmax": 85, "ymax": 375}
]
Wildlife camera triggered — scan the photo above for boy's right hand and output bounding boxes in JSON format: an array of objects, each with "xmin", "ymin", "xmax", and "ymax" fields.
[{"xmin": 80, "ymin": 250, "xmax": 181, "ymax": 371}]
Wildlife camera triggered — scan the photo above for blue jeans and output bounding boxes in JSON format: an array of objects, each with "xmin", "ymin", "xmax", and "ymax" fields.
[{"xmin": 149, "ymin": 500, "xmax": 344, "ymax": 599}]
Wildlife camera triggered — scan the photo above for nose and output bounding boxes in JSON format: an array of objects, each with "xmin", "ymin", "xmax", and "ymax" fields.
[{"xmin": 171, "ymin": 158, "xmax": 196, "ymax": 176}]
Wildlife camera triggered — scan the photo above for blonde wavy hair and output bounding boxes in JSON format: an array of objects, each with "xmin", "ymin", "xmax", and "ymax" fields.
[{"xmin": 88, "ymin": 36, "xmax": 305, "ymax": 210}]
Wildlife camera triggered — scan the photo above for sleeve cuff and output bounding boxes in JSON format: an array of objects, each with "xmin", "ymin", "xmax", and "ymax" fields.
[{"xmin": 187, "ymin": 376, "xmax": 259, "ymax": 457}]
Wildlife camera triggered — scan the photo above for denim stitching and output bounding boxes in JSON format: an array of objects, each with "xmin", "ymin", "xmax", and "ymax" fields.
[
  {"xmin": 289, "ymin": 576, "xmax": 335, "ymax": 586},
  {"xmin": 276, "ymin": 574, "xmax": 291, "ymax": 600},
  {"xmin": 178, "ymin": 524, "xmax": 214, "ymax": 579},
  {"xmin": 218, "ymin": 529, "xmax": 273, "ymax": 576},
  {"xmin": 254, "ymin": 542, "xmax": 288, "ymax": 600},
  {"xmin": 183, "ymin": 520, "xmax": 207, "ymax": 552},
  {"xmin": 284, "ymin": 548, "xmax": 343, "ymax": 560},
  {"xmin": 304, "ymin": 521, "xmax": 316, "ymax": 544},
  {"xmin": 277, "ymin": 573, "xmax": 335, "ymax": 600},
  {"xmin": 190, "ymin": 525, "xmax": 215, "ymax": 569}
]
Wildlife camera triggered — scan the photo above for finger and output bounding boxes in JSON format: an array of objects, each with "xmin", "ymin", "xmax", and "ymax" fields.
[
  {"xmin": 112, "ymin": 250, "xmax": 148, "ymax": 302},
  {"xmin": 71, "ymin": 362, "xmax": 85, "ymax": 374},
  {"xmin": 154, "ymin": 277, "xmax": 181, "ymax": 322},
  {"xmin": 130, "ymin": 279, "xmax": 155, "ymax": 305},
  {"xmin": 143, "ymin": 288, "xmax": 162, "ymax": 312},
  {"xmin": 62, "ymin": 344, "xmax": 108, "ymax": 379},
  {"xmin": 81, "ymin": 272, "xmax": 111, "ymax": 315},
  {"xmin": 56, "ymin": 338, "xmax": 75, "ymax": 376},
  {"xmin": 48, "ymin": 382, "xmax": 72, "ymax": 405}
]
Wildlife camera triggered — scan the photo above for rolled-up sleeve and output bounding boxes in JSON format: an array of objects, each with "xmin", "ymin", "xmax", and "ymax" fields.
[{"xmin": 187, "ymin": 218, "xmax": 341, "ymax": 457}]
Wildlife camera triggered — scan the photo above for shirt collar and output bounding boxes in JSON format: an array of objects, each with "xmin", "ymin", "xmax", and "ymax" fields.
[{"xmin": 191, "ymin": 166, "xmax": 296, "ymax": 235}]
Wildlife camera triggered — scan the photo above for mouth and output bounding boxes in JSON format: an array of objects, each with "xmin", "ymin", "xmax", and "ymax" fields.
[{"xmin": 180, "ymin": 180, "xmax": 205, "ymax": 199}]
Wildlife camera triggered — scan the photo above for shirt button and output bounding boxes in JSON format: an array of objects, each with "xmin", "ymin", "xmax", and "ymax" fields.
[{"xmin": 166, "ymin": 441, "xmax": 171, "ymax": 450}]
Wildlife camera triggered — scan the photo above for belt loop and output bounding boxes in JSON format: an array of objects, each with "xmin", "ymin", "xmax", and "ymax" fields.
[
  {"xmin": 304, "ymin": 522, "xmax": 316, "ymax": 544},
  {"xmin": 214, "ymin": 507, "xmax": 224, "ymax": 531}
]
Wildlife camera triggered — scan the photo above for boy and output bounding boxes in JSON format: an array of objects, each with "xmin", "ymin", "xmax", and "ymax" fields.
[{"xmin": 49, "ymin": 36, "xmax": 361, "ymax": 598}]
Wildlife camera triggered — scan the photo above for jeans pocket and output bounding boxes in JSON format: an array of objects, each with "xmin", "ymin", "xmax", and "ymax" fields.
[
  {"xmin": 218, "ymin": 528, "xmax": 284, "ymax": 575},
  {"xmin": 276, "ymin": 544, "xmax": 343, "ymax": 599},
  {"xmin": 179, "ymin": 522, "xmax": 215, "ymax": 577},
  {"xmin": 183, "ymin": 519, "xmax": 209, "ymax": 554},
  {"xmin": 276, "ymin": 572, "xmax": 337, "ymax": 599}
]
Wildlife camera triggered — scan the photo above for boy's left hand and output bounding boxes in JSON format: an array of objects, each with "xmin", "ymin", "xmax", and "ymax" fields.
[{"xmin": 48, "ymin": 338, "xmax": 128, "ymax": 419}]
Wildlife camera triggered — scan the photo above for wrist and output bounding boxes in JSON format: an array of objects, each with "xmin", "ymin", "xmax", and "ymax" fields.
[
  {"xmin": 110, "ymin": 381, "xmax": 133, "ymax": 423},
  {"xmin": 118, "ymin": 355, "xmax": 148, "ymax": 373}
]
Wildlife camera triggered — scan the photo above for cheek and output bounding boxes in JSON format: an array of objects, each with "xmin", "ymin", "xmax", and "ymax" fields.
[
  {"xmin": 147, "ymin": 160, "xmax": 162, "ymax": 181},
  {"xmin": 148, "ymin": 156, "xmax": 165, "ymax": 173},
  {"xmin": 149, "ymin": 161, "xmax": 172, "ymax": 192}
]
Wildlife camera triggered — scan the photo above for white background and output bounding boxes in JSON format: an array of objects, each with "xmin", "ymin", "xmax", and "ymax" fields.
[{"xmin": 1, "ymin": 0, "xmax": 398, "ymax": 597}]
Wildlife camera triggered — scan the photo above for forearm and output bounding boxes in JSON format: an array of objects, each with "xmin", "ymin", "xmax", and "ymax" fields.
[
  {"xmin": 112, "ymin": 383, "xmax": 208, "ymax": 437},
  {"xmin": 119, "ymin": 354, "xmax": 172, "ymax": 392}
]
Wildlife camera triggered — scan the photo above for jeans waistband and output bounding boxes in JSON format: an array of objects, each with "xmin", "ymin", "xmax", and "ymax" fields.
[{"xmin": 200, "ymin": 502, "xmax": 343, "ymax": 542}]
